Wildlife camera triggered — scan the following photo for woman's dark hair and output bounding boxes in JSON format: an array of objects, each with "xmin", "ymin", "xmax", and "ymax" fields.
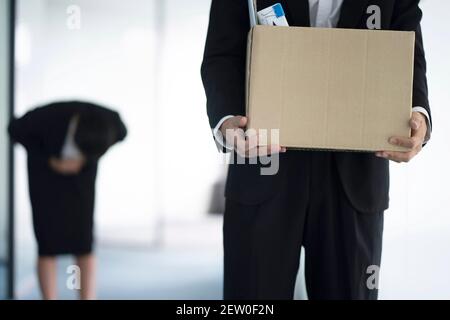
[{"xmin": 74, "ymin": 109, "xmax": 117, "ymax": 160}]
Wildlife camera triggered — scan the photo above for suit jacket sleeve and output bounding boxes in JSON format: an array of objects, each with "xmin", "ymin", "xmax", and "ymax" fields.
[
  {"xmin": 113, "ymin": 112, "xmax": 128, "ymax": 143},
  {"xmin": 201, "ymin": 0, "xmax": 250, "ymax": 129},
  {"xmin": 392, "ymin": 0, "xmax": 431, "ymax": 127},
  {"xmin": 8, "ymin": 108, "xmax": 49, "ymax": 156}
]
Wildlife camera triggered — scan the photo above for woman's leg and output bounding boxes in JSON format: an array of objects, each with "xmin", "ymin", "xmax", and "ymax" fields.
[
  {"xmin": 37, "ymin": 256, "xmax": 58, "ymax": 300},
  {"xmin": 76, "ymin": 254, "xmax": 96, "ymax": 300}
]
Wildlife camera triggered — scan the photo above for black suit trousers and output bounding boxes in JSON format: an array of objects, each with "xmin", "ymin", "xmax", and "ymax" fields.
[{"xmin": 223, "ymin": 151, "xmax": 384, "ymax": 300}]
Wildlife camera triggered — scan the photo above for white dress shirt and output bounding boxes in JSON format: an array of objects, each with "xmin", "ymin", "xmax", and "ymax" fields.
[
  {"xmin": 214, "ymin": 0, "xmax": 431, "ymax": 149},
  {"xmin": 309, "ymin": 0, "xmax": 343, "ymax": 28},
  {"xmin": 61, "ymin": 116, "xmax": 83, "ymax": 160}
]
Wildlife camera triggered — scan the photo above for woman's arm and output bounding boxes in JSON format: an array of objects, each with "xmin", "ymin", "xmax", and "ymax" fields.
[{"xmin": 8, "ymin": 107, "xmax": 50, "ymax": 156}]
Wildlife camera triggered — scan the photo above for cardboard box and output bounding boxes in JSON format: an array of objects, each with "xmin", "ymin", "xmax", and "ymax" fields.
[{"xmin": 246, "ymin": 26, "xmax": 415, "ymax": 152}]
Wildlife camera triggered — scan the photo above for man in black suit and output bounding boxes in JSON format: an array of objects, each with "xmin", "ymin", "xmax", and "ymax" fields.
[{"xmin": 201, "ymin": 0, "xmax": 431, "ymax": 300}]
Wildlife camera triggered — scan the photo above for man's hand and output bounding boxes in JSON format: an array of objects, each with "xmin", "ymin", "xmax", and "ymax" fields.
[
  {"xmin": 376, "ymin": 112, "xmax": 428, "ymax": 163},
  {"xmin": 220, "ymin": 116, "xmax": 287, "ymax": 158},
  {"xmin": 49, "ymin": 157, "xmax": 85, "ymax": 175}
]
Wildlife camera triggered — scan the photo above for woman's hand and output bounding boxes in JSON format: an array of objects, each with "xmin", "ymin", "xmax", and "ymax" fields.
[{"xmin": 49, "ymin": 157, "xmax": 85, "ymax": 175}]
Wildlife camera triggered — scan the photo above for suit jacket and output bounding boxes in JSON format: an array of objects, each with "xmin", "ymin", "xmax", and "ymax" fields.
[
  {"xmin": 201, "ymin": 0, "xmax": 430, "ymax": 213},
  {"xmin": 8, "ymin": 101, "xmax": 127, "ymax": 160},
  {"xmin": 8, "ymin": 101, "xmax": 127, "ymax": 232}
]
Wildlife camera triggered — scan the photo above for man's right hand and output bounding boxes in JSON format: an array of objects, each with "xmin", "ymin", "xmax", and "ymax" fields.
[{"xmin": 220, "ymin": 116, "xmax": 286, "ymax": 158}]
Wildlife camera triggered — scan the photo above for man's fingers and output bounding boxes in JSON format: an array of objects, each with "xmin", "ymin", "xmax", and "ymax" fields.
[
  {"xmin": 389, "ymin": 137, "xmax": 415, "ymax": 149},
  {"xmin": 376, "ymin": 151, "xmax": 416, "ymax": 163},
  {"xmin": 237, "ymin": 141, "xmax": 255, "ymax": 157},
  {"xmin": 410, "ymin": 112, "xmax": 424, "ymax": 131},
  {"xmin": 223, "ymin": 116, "xmax": 286, "ymax": 158},
  {"xmin": 236, "ymin": 142, "xmax": 284, "ymax": 158},
  {"xmin": 222, "ymin": 117, "xmax": 248, "ymax": 139},
  {"xmin": 376, "ymin": 112, "xmax": 427, "ymax": 163},
  {"xmin": 389, "ymin": 131, "xmax": 424, "ymax": 151},
  {"xmin": 238, "ymin": 116, "xmax": 248, "ymax": 129},
  {"xmin": 237, "ymin": 138, "xmax": 260, "ymax": 158},
  {"xmin": 256, "ymin": 145, "xmax": 283, "ymax": 157},
  {"xmin": 229, "ymin": 116, "xmax": 247, "ymax": 129},
  {"xmin": 221, "ymin": 116, "xmax": 246, "ymax": 134},
  {"xmin": 234, "ymin": 133, "xmax": 248, "ymax": 156}
]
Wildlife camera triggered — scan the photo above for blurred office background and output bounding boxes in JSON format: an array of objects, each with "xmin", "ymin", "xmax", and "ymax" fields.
[
  {"xmin": 13, "ymin": 0, "xmax": 226, "ymax": 299},
  {"xmin": 0, "ymin": 0, "xmax": 449, "ymax": 299}
]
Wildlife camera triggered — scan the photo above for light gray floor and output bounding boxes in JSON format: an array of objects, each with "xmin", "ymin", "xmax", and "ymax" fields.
[
  {"xmin": 16, "ymin": 217, "xmax": 225, "ymax": 300},
  {"xmin": 14, "ymin": 216, "xmax": 450, "ymax": 300},
  {"xmin": 0, "ymin": 264, "xmax": 7, "ymax": 299},
  {"xmin": 18, "ymin": 247, "xmax": 223, "ymax": 300}
]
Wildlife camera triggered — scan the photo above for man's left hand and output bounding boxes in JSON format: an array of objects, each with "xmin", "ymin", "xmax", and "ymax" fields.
[{"xmin": 376, "ymin": 112, "xmax": 428, "ymax": 163}]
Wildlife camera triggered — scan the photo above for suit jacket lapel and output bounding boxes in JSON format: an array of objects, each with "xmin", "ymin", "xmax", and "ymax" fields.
[{"xmin": 337, "ymin": 0, "xmax": 370, "ymax": 28}]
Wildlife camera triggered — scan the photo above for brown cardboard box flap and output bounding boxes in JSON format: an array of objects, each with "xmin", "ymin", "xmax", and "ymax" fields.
[{"xmin": 246, "ymin": 26, "xmax": 415, "ymax": 152}]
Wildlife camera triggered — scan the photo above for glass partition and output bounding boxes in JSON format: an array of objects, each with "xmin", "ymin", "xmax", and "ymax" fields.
[{"xmin": 0, "ymin": 0, "xmax": 14, "ymax": 300}]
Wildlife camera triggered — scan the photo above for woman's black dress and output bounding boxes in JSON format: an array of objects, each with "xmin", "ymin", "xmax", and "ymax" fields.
[{"xmin": 8, "ymin": 102, "xmax": 127, "ymax": 256}]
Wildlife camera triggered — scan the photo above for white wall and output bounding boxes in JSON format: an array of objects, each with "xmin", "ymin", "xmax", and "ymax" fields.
[
  {"xmin": 158, "ymin": 0, "xmax": 227, "ymax": 222},
  {"xmin": 15, "ymin": 0, "xmax": 161, "ymax": 246},
  {"xmin": 379, "ymin": 0, "xmax": 450, "ymax": 299},
  {"xmin": 15, "ymin": 0, "xmax": 225, "ymax": 247}
]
